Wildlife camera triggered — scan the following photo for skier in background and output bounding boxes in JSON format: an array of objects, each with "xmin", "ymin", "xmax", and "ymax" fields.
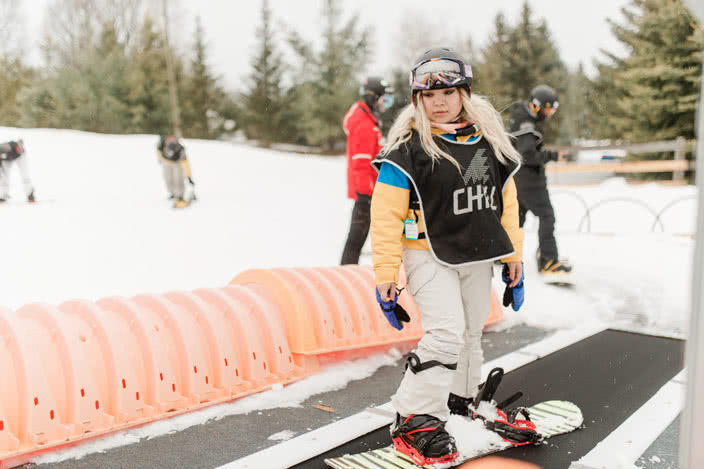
[
  {"xmin": 157, "ymin": 136, "xmax": 195, "ymax": 209},
  {"xmin": 509, "ymin": 85, "xmax": 572, "ymax": 277},
  {"xmin": 371, "ymin": 47, "xmax": 527, "ymax": 466},
  {"xmin": 0, "ymin": 139, "xmax": 35, "ymax": 203},
  {"xmin": 340, "ymin": 76, "xmax": 394, "ymax": 265}
]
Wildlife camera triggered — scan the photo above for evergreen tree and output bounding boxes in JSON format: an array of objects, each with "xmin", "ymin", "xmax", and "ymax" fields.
[
  {"xmin": 288, "ymin": 0, "xmax": 372, "ymax": 150},
  {"xmin": 0, "ymin": 58, "xmax": 34, "ymax": 126},
  {"xmin": 474, "ymin": 13, "xmax": 513, "ymax": 109},
  {"xmin": 17, "ymin": 22, "xmax": 131, "ymax": 133},
  {"xmin": 591, "ymin": 0, "xmax": 703, "ymax": 143},
  {"xmin": 240, "ymin": 0, "xmax": 288, "ymax": 147},
  {"xmin": 182, "ymin": 16, "xmax": 221, "ymax": 139},
  {"xmin": 560, "ymin": 64, "xmax": 595, "ymax": 143},
  {"xmin": 124, "ymin": 16, "xmax": 172, "ymax": 135},
  {"xmin": 477, "ymin": 3, "xmax": 568, "ymax": 141}
]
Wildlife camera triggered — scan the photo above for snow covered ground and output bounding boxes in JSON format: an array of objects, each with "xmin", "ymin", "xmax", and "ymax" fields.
[{"xmin": 0, "ymin": 127, "xmax": 695, "ymax": 466}]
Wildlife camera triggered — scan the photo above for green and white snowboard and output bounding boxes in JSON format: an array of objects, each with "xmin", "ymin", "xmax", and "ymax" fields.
[{"xmin": 324, "ymin": 400, "xmax": 583, "ymax": 469}]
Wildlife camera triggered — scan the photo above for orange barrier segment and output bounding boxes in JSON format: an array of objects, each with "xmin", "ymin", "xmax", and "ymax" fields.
[
  {"xmin": 231, "ymin": 265, "xmax": 503, "ymax": 356},
  {"xmin": 231, "ymin": 265, "xmax": 425, "ymax": 356}
]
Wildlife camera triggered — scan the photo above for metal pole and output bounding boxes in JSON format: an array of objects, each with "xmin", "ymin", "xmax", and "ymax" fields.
[
  {"xmin": 673, "ymin": 136, "xmax": 686, "ymax": 182},
  {"xmin": 162, "ymin": 0, "xmax": 182, "ymax": 139},
  {"xmin": 679, "ymin": 15, "xmax": 704, "ymax": 466}
]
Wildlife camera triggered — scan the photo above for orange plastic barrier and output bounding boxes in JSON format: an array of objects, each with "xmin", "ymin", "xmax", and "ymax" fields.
[
  {"xmin": 231, "ymin": 265, "xmax": 503, "ymax": 355},
  {"xmin": 0, "ymin": 264, "xmax": 504, "ymax": 468},
  {"xmin": 231, "ymin": 265, "xmax": 425, "ymax": 355}
]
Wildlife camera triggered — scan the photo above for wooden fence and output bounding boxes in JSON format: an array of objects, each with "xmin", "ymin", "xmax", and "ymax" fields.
[{"xmin": 546, "ymin": 137, "xmax": 695, "ymax": 182}]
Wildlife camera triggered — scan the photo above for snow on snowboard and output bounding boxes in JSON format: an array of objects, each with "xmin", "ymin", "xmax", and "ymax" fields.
[{"xmin": 324, "ymin": 400, "xmax": 583, "ymax": 469}]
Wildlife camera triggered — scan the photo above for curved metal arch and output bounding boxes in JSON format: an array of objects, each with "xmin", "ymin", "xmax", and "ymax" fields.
[
  {"xmin": 577, "ymin": 197, "xmax": 664, "ymax": 233},
  {"xmin": 651, "ymin": 194, "xmax": 697, "ymax": 232},
  {"xmin": 549, "ymin": 189, "xmax": 592, "ymax": 233}
]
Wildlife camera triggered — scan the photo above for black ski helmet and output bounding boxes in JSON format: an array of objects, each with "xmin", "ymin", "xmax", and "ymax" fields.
[
  {"xmin": 529, "ymin": 85, "xmax": 559, "ymax": 110},
  {"xmin": 409, "ymin": 47, "xmax": 472, "ymax": 102},
  {"xmin": 360, "ymin": 76, "xmax": 393, "ymax": 98}
]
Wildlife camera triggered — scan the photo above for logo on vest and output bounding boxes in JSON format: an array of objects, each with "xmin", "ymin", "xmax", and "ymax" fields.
[{"xmin": 453, "ymin": 149, "xmax": 497, "ymax": 215}]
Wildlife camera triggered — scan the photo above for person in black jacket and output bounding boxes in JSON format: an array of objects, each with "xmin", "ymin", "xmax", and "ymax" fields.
[{"xmin": 509, "ymin": 85, "xmax": 571, "ymax": 276}]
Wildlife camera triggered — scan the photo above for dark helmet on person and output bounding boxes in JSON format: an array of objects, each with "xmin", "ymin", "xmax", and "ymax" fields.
[
  {"xmin": 529, "ymin": 85, "xmax": 559, "ymax": 111},
  {"xmin": 409, "ymin": 47, "xmax": 472, "ymax": 103},
  {"xmin": 360, "ymin": 76, "xmax": 393, "ymax": 98}
]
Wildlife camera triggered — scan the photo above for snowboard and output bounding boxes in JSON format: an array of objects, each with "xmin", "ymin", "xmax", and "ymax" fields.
[
  {"xmin": 540, "ymin": 273, "xmax": 575, "ymax": 287},
  {"xmin": 324, "ymin": 400, "xmax": 583, "ymax": 469}
]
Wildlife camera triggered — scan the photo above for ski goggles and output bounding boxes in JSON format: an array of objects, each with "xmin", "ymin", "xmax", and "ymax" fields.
[
  {"xmin": 531, "ymin": 98, "xmax": 559, "ymax": 115},
  {"xmin": 382, "ymin": 94, "xmax": 394, "ymax": 109},
  {"xmin": 410, "ymin": 58, "xmax": 472, "ymax": 90}
]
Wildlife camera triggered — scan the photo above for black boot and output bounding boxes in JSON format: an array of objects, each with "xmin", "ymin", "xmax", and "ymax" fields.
[
  {"xmin": 27, "ymin": 190, "xmax": 35, "ymax": 203},
  {"xmin": 391, "ymin": 413, "xmax": 458, "ymax": 466}
]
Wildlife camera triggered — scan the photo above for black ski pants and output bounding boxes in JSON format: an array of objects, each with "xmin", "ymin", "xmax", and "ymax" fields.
[
  {"xmin": 516, "ymin": 171, "xmax": 558, "ymax": 261},
  {"xmin": 340, "ymin": 193, "xmax": 371, "ymax": 265}
]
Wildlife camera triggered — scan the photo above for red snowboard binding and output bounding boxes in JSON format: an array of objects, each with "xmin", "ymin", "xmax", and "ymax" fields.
[{"xmin": 391, "ymin": 413, "xmax": 459, "ymax": 467}]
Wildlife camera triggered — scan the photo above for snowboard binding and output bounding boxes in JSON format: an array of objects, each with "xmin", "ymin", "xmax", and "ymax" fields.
[
  {"xmin": 390, "ymin": 413, "xmax": 459, "ymax": 467},
  {"xmin": 453, "ymin": 367, "xmax": 542, "ymax": 446}
]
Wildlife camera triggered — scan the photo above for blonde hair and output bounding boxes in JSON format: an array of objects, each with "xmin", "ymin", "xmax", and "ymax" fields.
[{"xmin": 382, "ymin": 88, "xmax": 521, "ymax": 172}]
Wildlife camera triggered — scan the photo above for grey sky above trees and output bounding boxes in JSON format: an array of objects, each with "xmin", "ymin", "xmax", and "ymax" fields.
[{"xmin": 20, "ymin": 0, "xmax": 632, "ymax": 91}]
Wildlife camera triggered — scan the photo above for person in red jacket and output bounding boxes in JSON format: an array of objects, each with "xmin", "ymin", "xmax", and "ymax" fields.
[{"xmin": 340, "ymin": 76, "xmax": 394, "ymax": 264}]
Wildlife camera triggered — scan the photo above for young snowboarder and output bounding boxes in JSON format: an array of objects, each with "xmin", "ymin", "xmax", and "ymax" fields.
[
  {"xmin": 509, "ymin": 85, "xmax": 572, "ymax": 277},
  {"xmin": 340, "ymin": 76, "xmax": 394, "ymax": 265},
  {"xmin": 0, "ymin": 139, "xmax": 35, "ymax": 203},
  {"xmin": 370, "ymin": 47, "xmax": 526, "ymax": 466},
  {"xmin": 157, "ymin": 136, "xmax": 195, "ymax": 209}
]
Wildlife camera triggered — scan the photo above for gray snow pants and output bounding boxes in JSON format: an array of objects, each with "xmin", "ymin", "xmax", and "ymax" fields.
[
  {"xmin": 0, "ymin": 156, "xmax": 34, "ymax": 198},
  {"xmin": 392, "ymin": 249, "xmax": 493, "ymax": 421},
  {"xmin": 162, "ymin": 161, "xmax": 185, "ymax": 200}
]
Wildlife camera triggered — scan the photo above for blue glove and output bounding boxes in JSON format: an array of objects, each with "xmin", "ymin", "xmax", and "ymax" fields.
[
  {"xmin": 502, "ymin": 264, "xmax": 524, "ymax": 311},
  {"xmin": 375, "ymin": 289, "xmax": 411, "ymax": 330}
]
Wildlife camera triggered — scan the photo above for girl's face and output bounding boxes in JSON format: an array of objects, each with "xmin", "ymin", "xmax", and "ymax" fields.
[{"xmin": 420, "ymin": 87, "xmax": 463, "ymax": 123}]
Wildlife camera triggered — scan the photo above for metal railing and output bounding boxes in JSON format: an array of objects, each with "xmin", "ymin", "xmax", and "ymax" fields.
[{"xmin": 541, "ymin": 189, "xmax": 697, "ymax": 233}]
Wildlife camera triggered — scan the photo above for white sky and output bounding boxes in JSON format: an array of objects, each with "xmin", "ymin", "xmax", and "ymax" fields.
[{"xmin": 22, "ymin": 0, "xmax": 632, "ymax": 91}]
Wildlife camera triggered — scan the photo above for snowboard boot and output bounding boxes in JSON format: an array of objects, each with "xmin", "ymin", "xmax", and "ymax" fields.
[
  {"xmin": 0, "ymin": 198, "xmax": 6, "ymax": 203},
  {"xmin": 538, "ymin": 257, "xmax": 572, "ymax": 275},
  {"xmin": 173, "ymin": 198, "xmax": 190, "ymax": 209},
  {"xmin": 27, "ymin": 191, "xmax": 35, "ymax": 203},
  {"xmin": 390, "ymin": 413, "xmax": 459, "ymax": 467}
]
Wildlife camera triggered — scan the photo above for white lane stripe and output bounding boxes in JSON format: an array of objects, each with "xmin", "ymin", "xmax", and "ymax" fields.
[
  {"xmin": 569, "ymin": 369, "xmax": 687, "ymax": 469},
  {"xmin": 216, "ymin": 326, "xmax": 606, "ymax": 469},
  {"xmin": 217, "ymin": 402, "xmax": 396, "ymax": 469}
]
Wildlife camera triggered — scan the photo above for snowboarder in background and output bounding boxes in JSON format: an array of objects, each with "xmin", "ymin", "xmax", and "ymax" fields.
[
  {"xmin": 0, "ymin": 139, "xmax": 35, "ymax": 203},
  {"xmin": 370, "ymin": 47, "xmax": 526, "ymax": 466},
  {"xmin": 509, "ymin": 85, "xmax": 572, "ymax": 277},
  {"xmin": 340, "ymin": 76, "xmax": 394, "ymax": 265},
  {"xmin": 157, "ymin": 136, "xmax": 195, "ymax": 209}
]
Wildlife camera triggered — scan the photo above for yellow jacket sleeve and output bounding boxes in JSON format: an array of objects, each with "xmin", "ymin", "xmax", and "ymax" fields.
[
  {"xmin": 500, "ymin": 177, "xmax": 523, "ymax": 263},
  {"xmin": 370, "ymin": 181, "xmax": 410, "ymax": 285},
  {"xmin": 180, "ymin": 157, "xmax": 192, "ymax": 178}
]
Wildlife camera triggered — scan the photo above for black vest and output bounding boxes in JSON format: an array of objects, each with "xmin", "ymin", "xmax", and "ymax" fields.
[{"xmin": 374, "ymin": 131, "xmax": 519, "ymax": 266}]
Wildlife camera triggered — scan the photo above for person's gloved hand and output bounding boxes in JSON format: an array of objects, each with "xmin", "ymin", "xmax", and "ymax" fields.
[
  {"xmin": 375, "ymin": 288, "xmax": 411, "ymax": 330},
  {"xmin": 502, "ymin": 263, "xmax": 524, "ymax": 311}
]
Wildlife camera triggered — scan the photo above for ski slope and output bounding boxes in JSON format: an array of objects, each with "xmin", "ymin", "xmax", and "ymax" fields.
[{"xmin": 0, "ymin": 127, "xmax": 695, "ymax": 466}]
